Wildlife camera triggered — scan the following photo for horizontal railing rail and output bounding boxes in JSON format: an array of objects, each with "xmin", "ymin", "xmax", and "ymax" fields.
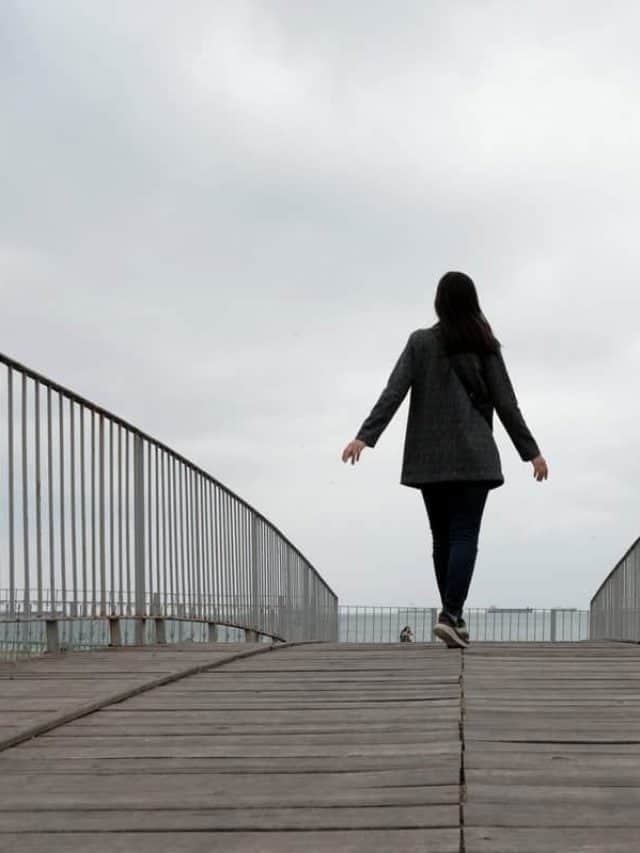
[
  {"xmin": 590, "ymin": 536, "xmax": 640, "ymax": 641},
  {"xmin": 338, "ymin": 606, "xmax": 589, "ymax": 642},
  {"xmin": 0, "ymin": 614, "xmax": 259, "ymax": 659},
  {"xmin": 0, "ymin": 351, "xmax": 338, "ymax": 656}
]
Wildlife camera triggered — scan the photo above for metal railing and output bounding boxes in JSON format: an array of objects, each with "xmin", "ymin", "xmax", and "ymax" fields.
[
  {"xmin": 590, "ymin": 536, "xmax": 640, "ymax": 641},
  {"xmin": 339, "ymin": 606, "xmax": 589, "ymax": 642},
  {"xmin": 0, "ymin": 352, "xmax": 338, "ymax": 657}
]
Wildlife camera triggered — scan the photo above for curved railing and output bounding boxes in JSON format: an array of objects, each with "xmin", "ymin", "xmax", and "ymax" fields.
[
  {"xmin": 0, "ymin": 351, "xmax": 338, "ymax": 654},
  {"xmin": 590, "ymin": 536, "xmax": 640, "ymax": 641}
]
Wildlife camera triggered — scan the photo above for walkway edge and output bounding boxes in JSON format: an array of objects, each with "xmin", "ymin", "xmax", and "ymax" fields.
[{"xmin": 0, "ymin": 640, "xmax": 324, "ymax": 755}]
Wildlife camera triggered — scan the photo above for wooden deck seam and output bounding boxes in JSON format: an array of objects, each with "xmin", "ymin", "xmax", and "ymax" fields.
[{"xmin": 0, "ymin": 825, "xmax": 460, "ymax": 834}]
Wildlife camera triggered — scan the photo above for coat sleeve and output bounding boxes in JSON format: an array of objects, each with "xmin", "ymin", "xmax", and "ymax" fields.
[
  {"xmin": 483, "ymin": 348, "xmax": 540, "ymax": 462},
  {"xmin": 355, "ymin": 334, "xmax": 414, "ymax": 448}
]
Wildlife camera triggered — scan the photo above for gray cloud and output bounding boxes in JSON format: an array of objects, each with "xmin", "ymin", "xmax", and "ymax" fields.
[{"xmin": 2, "ymin": 0, "xmax": 640, "ymax": 609}]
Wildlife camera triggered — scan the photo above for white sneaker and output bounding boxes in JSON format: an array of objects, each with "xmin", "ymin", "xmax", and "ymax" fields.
[{"xmin": 434, "ymin": 614, "xmax": 469, "ymax": 649}]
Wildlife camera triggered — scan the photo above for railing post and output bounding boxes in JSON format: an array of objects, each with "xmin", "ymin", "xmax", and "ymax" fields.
[
  {"xmin": 285, "ymin": 552, "xmax": 293, "ymax": 641},
  {"xmin": 154, "ymin": 618, "xmax": 166, "ymax": 644},
  {"xmin": 277, "ymin": 594, "xmax": 285, "ymax": 641},
  {"xmin": 550, "ymin": 608, "xmax": 558, "ymax": 643},
  {"xmin": 133, "ymin": 434, "xmax": 146, "ymax": 646},
  {"xmin": 589, "ymin": 606, "xmax": 597, "ymax": 641},
  {"xmin": 109, "ymin": 617, "xmax": 122, "ymax": 647},
  {"xmin": 45, "ymin": 619, "xmax": 60, "ymax": 654},
  {"xmin": 132, "ymin": 618, "xmax": 146, "ymax": 646},
  {"xmin": 245, "ymin": 628, "xmax": 258, "ymax": 642},
  {"xmin": 207, "ymin": 623, "xmax": 218, "ymax": 643},
  {"xmin": 302, "ymin": 570, "xmax": 310, "ymax": 641},
  {"xmin": 251, "ymin": 515, "xmax": 259, "ymax": 633},
  {"xmin": 430, "ymin": 608, "xmax": 438, "ymax": 642}
]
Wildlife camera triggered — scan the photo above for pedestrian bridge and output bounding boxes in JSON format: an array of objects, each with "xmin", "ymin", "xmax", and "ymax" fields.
[
  {"xmin": 1, "ymin": 638, "xmax": 639, "ymax": 853},
  {"xmin": 2, "ymin": 354, "xmax": 640, "ymax": 852}
]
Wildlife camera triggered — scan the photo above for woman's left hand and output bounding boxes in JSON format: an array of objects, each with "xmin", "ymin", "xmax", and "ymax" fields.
[
  {"xmin": 342, "ymin": 439, "xmax": 366, "ymax": 465},
  {"xmin": 531, "ymin": 454, "xmax": 549, "ymax": 482}
]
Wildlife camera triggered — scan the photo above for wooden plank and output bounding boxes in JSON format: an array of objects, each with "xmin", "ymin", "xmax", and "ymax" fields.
[
  {"xmin": 0, "ymin": 829, "xmax": 460, "ymax": 853},
  {"xmin": 466, "ymin": 751, "xmax": 640, "ymax": 772},
  {"xmin": 43, "ymin": 723, "xmax": 458, "ymax": 739},
  {"xmin": 466, "ymin": 766, "xmax": 640, "ymax": 787},
  {"xmin": 465, "ymin": 741, "xmax": 640, "ymax": 755},
  {"xmin": 0, "ymin": 766, "xmax": 457, "ymax": 789},
  {"xmin": 0, "ymin": 754, "xmax": 457, "ymax": 774},
  {"xmin": 110, "ymin": 689, "xmax": 456, "ymax": 711},
  {"xmin": 68, "ymin": 705, "xmax": 459, "ymax": 723},
  {"xmin": 0, "ymin": 805, "xmax": 458, "ymax": 831},
  {"xmin": 465, "ymin": 827, "xmax": 640, "ymax": 852},
  {"xmin": 464, "ymin": 800, "xmax": 640, "ymax": 827},
  {"xmin": 466, "ymin": 782, "xmax": 640, "ymax": 807},
  {"xmin": 36, "ymin": 728, "xmax": 459, "ymax": 745},
  {"xmin": 12, "ymin": 739, "xmax": 462, "ymax": 759},
  {"xmin": 0, "ymin": 784, "xmax": 459, "ymax": 810}
]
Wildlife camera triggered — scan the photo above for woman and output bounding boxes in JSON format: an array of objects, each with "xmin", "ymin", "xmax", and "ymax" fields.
[{"xmin": 341, "ymin": 271, "xmax": 548, "ymax": 649}]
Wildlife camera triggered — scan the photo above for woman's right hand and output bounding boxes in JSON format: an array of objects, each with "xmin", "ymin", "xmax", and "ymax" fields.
[
  {"xmin": 342, "ymin": 439, "xmax": 367, "ymax": 465},
  {"xmin": 531, "ymin": 455, "xmax": 548, "ymax": 482}
]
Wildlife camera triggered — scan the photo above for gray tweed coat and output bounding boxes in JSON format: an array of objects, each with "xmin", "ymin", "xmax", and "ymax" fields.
[{"xmin": 355, "ymin": 324, "xmax": 540, "ymax": 489}]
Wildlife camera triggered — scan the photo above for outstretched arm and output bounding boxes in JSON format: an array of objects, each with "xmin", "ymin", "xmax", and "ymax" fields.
[
  {"xmin": 484, "ymin": 348, "xmax": 548, "ymax": 481},
  {"xmin": 342, "ymin": 333, "xmax": 414, "ymax": 464}
]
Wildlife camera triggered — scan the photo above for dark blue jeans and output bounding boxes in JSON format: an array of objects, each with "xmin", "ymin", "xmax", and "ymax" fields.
[{"xmin": 420, "ymin": 482, "xmax": 489, "ymax": 621}]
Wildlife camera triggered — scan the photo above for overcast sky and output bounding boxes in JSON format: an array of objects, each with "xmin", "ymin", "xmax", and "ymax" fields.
[{"xmin": 2, "ymin": 1, "xmax": 639, "ymax": 609}]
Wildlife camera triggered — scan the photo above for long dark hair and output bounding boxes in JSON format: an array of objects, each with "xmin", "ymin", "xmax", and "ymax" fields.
[{"xmin": 434, "ymin": 271, "xmax": 500, "ymax": 355}]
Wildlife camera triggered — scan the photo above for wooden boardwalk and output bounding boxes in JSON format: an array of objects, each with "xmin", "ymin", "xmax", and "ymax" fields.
[{"xmin": 0, "ymin": 640, "xmax": 639, "ymax": 852}]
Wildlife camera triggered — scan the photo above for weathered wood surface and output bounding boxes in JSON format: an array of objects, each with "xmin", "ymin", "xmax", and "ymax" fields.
[
  {"xmin": 463, "ymin": 641, "xmax": 640, "ymax": 852},
  {"xmin": 0, "ymin": 643, "xmax": 270, "ymax": 749},
  {"xmin": 0, "ymin": 642, "xmax": 461, "ymax": 852},
  {"xmin": 1, "ymin": 640, "xmax": 639, "ymax": 851}
]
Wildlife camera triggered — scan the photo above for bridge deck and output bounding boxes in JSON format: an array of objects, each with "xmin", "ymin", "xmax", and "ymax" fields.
[{"xmin": 0, "ymin": 641, "xmax": 639, "ymax": 852}]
